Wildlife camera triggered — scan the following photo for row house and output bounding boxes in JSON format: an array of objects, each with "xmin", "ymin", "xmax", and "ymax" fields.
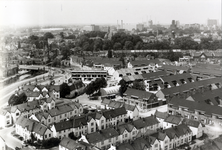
[
  {"xmin": 51, "ymin": 114, "xmax": 97, "ymax": 139},
  {"xmin": 164, "ymin": 124, "xmax": 193, "ymax": 149},
  {"xmin": 168, "ymin": 96, "xmax": 222, "ymax": 125},
  {"xmin": 79, "ymin": 127, "xmax": 120, "ymax": 150},
  {"xmin": 116, "ymin": 135, "xmax": 160, "ymax": 150},
  {"xmin": 132, "ymin": 115, "xmax": 160, "ymax": 134},
  {"xmin": 22, "ymin": 84, "xmax": 60, "ymax": 99},
  {"xmin": 163, "ymin": 115, "xmax": 183, "ymax": 129},
  {"xmin": 121, "ymin": 88, "xmax": 159, "ymax": 110},
  {"xmin": 159, "ymin": 73, "xmax": 195, "ymax": 89},
  {"xmin": 59, "ymin": 137, "xmax": 87, "ymax": 150},
  {"xmin": 101, "ymin": 99, "xmax": 139, "ymax": 120},
  {"xmin": 15, "ymin": 116, "xmax": 52, "ymax": 141},
  {"xmin": 0, "ymin": 98, "xmax": 57, "ymax": 127},
  {"xmin": 30, "ymin": 102, "xmax": 83, "ymax": 126},
  {"xmin": 156, "ymin": 77, "xmax": 222, "ymax": 102},
  {"xmin": 154, "ymin": 110, "xmax": 168, "ymax": 127},
  {"xmin": 116, "ymin": 122, "xmax": 139, "ymax": 144}
]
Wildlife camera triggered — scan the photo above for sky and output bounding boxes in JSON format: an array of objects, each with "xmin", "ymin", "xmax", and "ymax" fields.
[{"xmin": 0, "ymin": 0, "xmax": 221, "ymax": 27}]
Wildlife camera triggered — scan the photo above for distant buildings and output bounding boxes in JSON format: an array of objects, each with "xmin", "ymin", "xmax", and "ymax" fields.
[
  {"xmin": 207, "ymin": 19, "xmax": 218, "ymax": 27},
  {"xmin": 82, "ymin": 24, "xmax": 100, "ymax": 31},
  {"xmin": 136, "ymin": 24, "xmax": 144, "ymax": 31}
]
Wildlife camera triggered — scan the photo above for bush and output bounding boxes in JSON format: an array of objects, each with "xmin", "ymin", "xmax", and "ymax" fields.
[{"xmin": 42, "ymin": 138, "xmax": 60, "ymax": 149}]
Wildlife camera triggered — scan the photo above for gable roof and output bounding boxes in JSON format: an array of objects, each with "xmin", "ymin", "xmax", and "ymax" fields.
[
  {"xmin": 133, "ymin": 116, "xmax": 159, "ymax": 129},
  {"xmin": 154, "ymin": 110, "xmax": 168, "ymax": 119},
  {"xmin": 60, "ymin": 137, "xmax": 86, "ymax": 150},
  {"xmin": 164, "ymin": 115, "xmax": 182, "ymax": 125},
  {"xmin": 124, "ymin": 88, "xmax": 154, "ymax": 100},
  {"xmin": 182, "ymin": 118, "xmax": 203, "ymax": 128}
]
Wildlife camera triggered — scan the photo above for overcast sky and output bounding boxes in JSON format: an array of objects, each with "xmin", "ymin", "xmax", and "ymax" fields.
[{"xmin": 0, "ymin": 0, "xmax": 221, "ymax": 27}]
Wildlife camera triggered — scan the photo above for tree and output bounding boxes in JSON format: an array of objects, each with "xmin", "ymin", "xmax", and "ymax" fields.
[
  {"xmin": 44, "ymin": 32, "xmax": 54, "ymax": 40},
  {"xmin": 85, "ymin": 77, "xmax": 107, "ymax": 95},
  {"xmin": 108, "ymin": 50, "xmax": 112, "ymax": 58},
  {"xmin": 113, "ymin": 42, "xmax": 122, "ymax": 50},
  {"xmin": 68, "ymin": 132, "xmax": 79, "ymax": 140},
  {"xmin": 118, "ymin": 79, "xmax": 127, "ymax": 97},
  {"xmin": 60, "ymin": 83, "xmax": 70, "ymax": 98},
  {"xmin": 124, "ymin": 41, "xmax": 134, "ymax": 50},
  {"xmin": 8, "ymin": 92, "xmax": 27, "ymax": 106},
  {"xmin": 18, "ymin": 41, "xmax": 21, "ymax": 49},
  {"xmin": 42, "ymin": 138, "xmax": 60, "ymax": 149},
  {"xmin": 132, "ymin": 80, "xmax": 146, "ymax": 90},
  {"xmin": 60, "ymin": 32, "xmax": 64, "ymax": 39}
]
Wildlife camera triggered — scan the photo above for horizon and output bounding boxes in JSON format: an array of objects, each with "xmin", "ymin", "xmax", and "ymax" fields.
[{"xmin": 0, "ymin": 0, "xmax": 221, "ymax": 28}]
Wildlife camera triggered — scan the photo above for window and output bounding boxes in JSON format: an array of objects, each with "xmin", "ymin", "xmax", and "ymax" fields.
[
  {"xmin": 155, "ymin": 144, "xmax": 158, "ymax": 148},
  {"xmin": 6, "ymin": 115, "xmax": 10, "ymax": 119},
  {"xmin": 177, "ymin": 141, "xmax": 180, "ymax": 145},
  {"xmin": 91, "ymin": 128, "xmax": 94, "ymax": 132},
  {"xmin": 101, "ymin": 120, "xmax": 104, "ymax": 123},
  {"xmin": 49, "ymin": 134, "xmax": 51, "ymax": 138},
  {"xmin": 45, "ymin": 135, "xmax": 47, "ymax": 138},
  {"xmin": 70, "ymin": 112, "xmax": 72, "ymax": 115},
  {"xmin": 181, "ymin": 139, "xmax": 183, "ymax": 143},
  {"xmin": 165, "ymin": 140, "xmax": 168, "ymax": 144},
  {"xmin": 16, "ymin": 113, "xmax": 19, "ymax": 116},
  {"xmin": 189, "ymin": 136, "xmax": 191, "ymax": 141},
  {"xmin": 109, "ymin": 139, "xmax": 111, "ymax": 142},
  {"xmin": 169, "ymin": 144, "xmax": 171, "ymax": 149},
  {"xmin": 60, "ymin": 115, "xmax": 62, "ymax": 118},
  {"xmin": 101, "ymin": 141, "xmax": 104, "ymax": 145},
  {"xmin": 48, "ymin": 119, "xmax": 50, "ymax": 122},
  {"xmin": 165, "ymin": 145, "xmax": 168, "ymax": 150},
  {"xmin": 125, "ymin": 134, "xmax": 127, "ymax": 138},
  {"xmin": 116, "ymin": 137, "xmax": 118, "ymax": 140},
  {"xmin": 65, "ymin": 114, "xmax": 67, "ymax": 117},
  {"xmin": 91, "ymin": 122, "xmax": 94, "ymax": 126}
]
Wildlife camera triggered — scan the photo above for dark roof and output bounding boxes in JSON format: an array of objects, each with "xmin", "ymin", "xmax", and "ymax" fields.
[
  {"xmin": 130, "ymin": 59, "xmax": 161, "ymax": 67},
  {"xmin": 72, "ymin": 116, "xmax": 88, "ymax": 128},
  {"xmin": 164, "ymin": 115, "xmax": 182, "ymax": 125},
  {"xmin": 189, "ymin": 88, "xmax": 222, "ymax": 106},
  {"xmin": 102, "ymin": 107, "xmax": 127, "ymax": 119},
  {"xmin": 48, "ymin": 104, "xmax": 73, "ymax": 117},
  {"xmin": 192, "ymin": 67, "xmax": 222, "ymax": 77},
  {"xmin": 161, "ymin": 65, "xmax": 189, "ymax": 72},
  {"xmin": 154, "ymin": 110, "xmax": 168, "ymax": 119},
  {"xmin": 164, "ymin": 124, "xmax": 192, "ymax": 140},
  {"xmin": 160, "ymin": 73, "xmax": 194, "ymax": 85},
  {"xmin": 169, "ymin": 96, "xmax": 222, "ymax": 116},
  {"xmin": 132, "ymin": 137, "xmax": 152, "ymax": 150},
  {"xmin": 182, "ymin": 118, "xmax": 202, "ymax": 128},
  {"xmin": 10, "ymin": 100, "xmax": 41, "ymax": 113},
  {"xmin": 54, "ymin": 120, "xmax": 73, "ymax": 132},
  {"xmin": 124, "ymin": 88, "xmax": 154, "ymax": 100},
  {"xmin": 150, "ymin": 132, "xmax": 167, "ymax": 141},
  {"xmin": 117, "ymin": 123, "xmax": 135, "ymax": 134},
  {"xmin": 117, "ymin": 143, "xmax": 135, "ymax": 150},
  {"xmin": 160, "ymin": 77, "xmax": 222, "ymax": 97},
  {"xmin": 60, "ymin": 137, "xmax": 86, "ymax": 150},
  {"xmin": 133, "ymin": 116, "xmax": 159, "ymax": 129},
  {"xmin": 141, "ymin": 71, "xmax": 168, "ymax": 80}
]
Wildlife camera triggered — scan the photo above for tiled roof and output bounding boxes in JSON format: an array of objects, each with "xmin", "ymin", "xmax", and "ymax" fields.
[
  {"xmin": 48, "ymin": 104, "xmax": 73, "ymax": 117},
  {"xmin": 132, "ymin": 137, "xmax": 152, "ymax": 150},
  {"xmin": 150, "ymin": 132, "xmax": 167, "ymax": 141},
  {"xmin": 72, "ymin": 116, "xmax": 88, "ymax": 128},
  {"xmin": 160, "ymin": 77, "xmax": 222, "ymax": 96},
  {"xmin": 60, "ymin": 137, "xmax": 86, "ymax": 150},
  {"xmin": 141, "ymin": 71, "xmax": 168, "ymax": 80},
  {"xmin": 154, "ymin": 110, "xmax": 168, "ymax": 119},
  {"xmin": 117, "ymin": 143, "xmax": 135, "ymax": 150},
  {"xmin": 16, "ymin": 116, "xmax": 49, "ymax": 136},
  {"xmin": 182, "ymin": 118, "xmax": 202, "ymax": 128},
  {"xmin": 102, "ymin": 107, "xmax": 127, "ymax": 119},
  {"xmin": 160, "ymin": 65, "xmax": 189, "ymax": 72},
  {"xmin": 169, "ymin": 96, "xmax": 222, "ymax": 116},
  {"xmin": 164, "ymin": 124, "xmax": 192, "ymax": 139},
  {"xmin": 130, "ymin": 59, "xmax": 161, "ymax": 67},
  {"xmin": 164, "ymin": 115, "xmax": 182, "ymax": 125},
  {"xmin": 10, "ymin": 101, "xmax": 41, "ymax": 113},
  {"xmin": 189, "ymin": 88, "xmax": 222, "ymax": 106},
  {"xmin": 160, "ymin": 73, "xmax": 194, "ymax": 85},
  {"xmin": 54, "ymin": 120, "xmax": 73, "ymax": 132},
  {"xmin": 124, "ymin": 88, "xmax": 154, "ymax": 100},
  {"xmin": 133, "ymin": 116, "xmax": 159, "ymax": 129},
  {"xmin": 117, "ymin": 122, "xmax": 135, "ymax": 134}
]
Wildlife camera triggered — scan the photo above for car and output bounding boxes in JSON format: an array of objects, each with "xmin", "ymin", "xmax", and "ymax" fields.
[{"xmin": 15, "ymin": 147, "xmax": 20, "ymax": 150}]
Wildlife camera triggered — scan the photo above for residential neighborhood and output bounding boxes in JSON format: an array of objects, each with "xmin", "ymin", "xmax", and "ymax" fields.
[{"xmin": 0, "ymin": 1, "xmax": 222, "ymax": 150}]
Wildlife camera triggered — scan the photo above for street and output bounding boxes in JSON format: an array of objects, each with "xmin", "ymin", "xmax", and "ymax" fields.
[{"xmin": 0, "ymin": 126, "xmax": 22, "ymax": 149}]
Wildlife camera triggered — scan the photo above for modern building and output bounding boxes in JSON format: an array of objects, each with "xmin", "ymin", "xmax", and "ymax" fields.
[
  {"xmin": 207, "ymin": 19, "xmax": 218, "ymax": 27},
  {"xmin": 136, "ymin": 24, "xmax": 144, "ymax": 31},
  {"xmin": 70, "ymin": 70, "xmax": 108, "ymax": 81}
]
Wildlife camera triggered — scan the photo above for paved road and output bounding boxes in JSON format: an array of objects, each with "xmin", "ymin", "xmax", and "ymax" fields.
[{"xmin": 0, "ymin": 126, "xmax": 22, "ymax": 149}]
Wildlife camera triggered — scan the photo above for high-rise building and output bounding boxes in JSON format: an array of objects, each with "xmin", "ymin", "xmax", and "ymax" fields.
[
  {"xmin": 136, "ymin": 24, "xmax": 144, "ymax": 31},
  {"xmin": 207, "ymin": 19, "xmax": 217, "ymax": 27},
  {"xmin": 148, "ymin": 20, "xmax": 153, "ymax": 27},
  {"xmin": 176, "ymin": 20, "xmax": 180, "ymax": 27}
]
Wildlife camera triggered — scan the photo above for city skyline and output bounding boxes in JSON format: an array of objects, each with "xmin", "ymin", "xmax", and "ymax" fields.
[{"xmin": 0, "ymin": 0, "xmax": 221, "ymax": 27}]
